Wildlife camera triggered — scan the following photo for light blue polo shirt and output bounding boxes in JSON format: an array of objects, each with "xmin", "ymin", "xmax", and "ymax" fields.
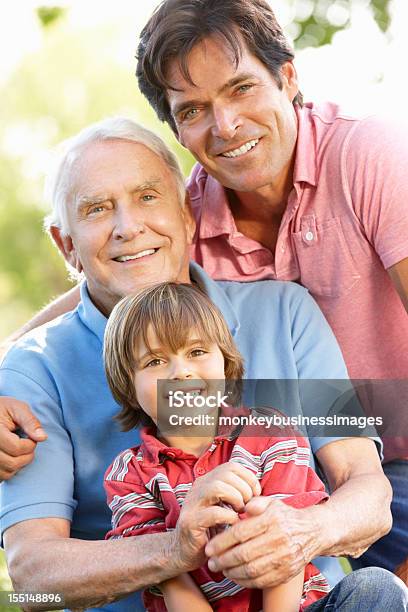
[{"xmin": 0, "ymin": 263, "xmax": 367, "ymax": 610}]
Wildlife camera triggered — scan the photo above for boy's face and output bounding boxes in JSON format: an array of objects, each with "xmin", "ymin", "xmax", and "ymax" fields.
[{"xmin": 133, "ymin": 326, "xmax": 226, "ymax": 425}]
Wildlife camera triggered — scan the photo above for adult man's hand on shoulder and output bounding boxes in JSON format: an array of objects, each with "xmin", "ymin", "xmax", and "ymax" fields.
[{"xmin": 0, "ymin": 396, "xmax": 47, "ymax": 480}]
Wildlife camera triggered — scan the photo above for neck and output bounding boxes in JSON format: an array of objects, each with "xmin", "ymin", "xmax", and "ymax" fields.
[
  {"xmin": 231, "ymin": 155, "xmax": 295, "ymax": 223},
  {"xmin": 227, "ymin": 157, "xmax": 295, "ymax": 253}
]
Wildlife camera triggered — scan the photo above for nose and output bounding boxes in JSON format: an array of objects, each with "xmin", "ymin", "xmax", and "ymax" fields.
[
  {"xmin": 211, "ymin": 103, "xmax": 242, "ymax": 141},
  {"xmin": 112, "ymin": 205, "xmax": 145, "ymax": 241},
  {"xmin": 169, "ymin": 356, "xmax": 194, "ymax": 381}
]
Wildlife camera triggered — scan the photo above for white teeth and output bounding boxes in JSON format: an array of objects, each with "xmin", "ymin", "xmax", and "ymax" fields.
[
  {"xmin": 221, "ymin": 139, "xmax": 259, "ymax": 158},
  {"xmin": 174, "ymin": 390, "xmax": 202, "ymax": 399},
  {"xmin": 115, "ymin": 249, "xmax": 156, "ymax": 262}
]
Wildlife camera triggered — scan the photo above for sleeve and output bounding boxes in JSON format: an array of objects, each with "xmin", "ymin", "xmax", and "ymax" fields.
[
  {"xmin": 104, "ymin": 461, "xmax": 166, "ymax": 540},
  {"xmin": 344, "ymin": 116, "xmax": 408, "ymax": 269},
  {"xmin": 0, "ymin": 363, "xmax": 76, "ymax": 537},
  {"xmin": 289, "ymin": 287, "xmax": 382, "ymax": 458},
  {"xmin": 259, "ymin": 436, "xmax": 328, "ymax": 509}
]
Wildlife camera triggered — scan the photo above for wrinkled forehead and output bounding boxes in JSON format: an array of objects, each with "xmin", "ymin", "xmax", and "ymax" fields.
[{"xmin": 65, "ymin": 139, "xmax": 179, "ymax": 205}]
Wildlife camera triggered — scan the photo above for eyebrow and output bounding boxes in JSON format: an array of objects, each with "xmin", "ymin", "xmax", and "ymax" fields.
[
  {"xmin": 137, "ymin": 338, "xmax": 207, "ymax": 363},
  {"xmin": 76, "ymin": 180, "xmax": 163, "ymax": 210},
  {"xmin": 171, "ymin": 72, "xmax": 258, "ymax": 117}
]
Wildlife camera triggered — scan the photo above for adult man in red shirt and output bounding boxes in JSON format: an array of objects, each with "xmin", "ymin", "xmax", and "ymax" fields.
[{"xmin": 136, "ymin": 0, "xmax": 408, "ymax": 579}]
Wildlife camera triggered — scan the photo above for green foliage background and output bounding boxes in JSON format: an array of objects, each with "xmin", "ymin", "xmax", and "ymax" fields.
[{"xmin": 0, "ymin": 0, "xmax": 390, "ymax": 607}]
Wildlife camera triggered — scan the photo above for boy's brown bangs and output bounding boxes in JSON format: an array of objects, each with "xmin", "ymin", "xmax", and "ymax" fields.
[{"xmin": 138, "ymin": 288, "xmax": 225, "ymax": 357}]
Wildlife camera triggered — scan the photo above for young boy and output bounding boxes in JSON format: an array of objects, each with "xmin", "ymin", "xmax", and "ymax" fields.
[{"xmin": 103, "ymin": 282, "xmax": 330, "ymax": 611}]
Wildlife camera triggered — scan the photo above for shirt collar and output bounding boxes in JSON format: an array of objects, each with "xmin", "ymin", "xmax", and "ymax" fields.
[
  {"xmin": 197, "ymin": 170, "xmax": 237, "ymax": 240},
  {"xmin": 75, "ymin": 263, "xmax": 240, "ymax": 343},
  {"xmin": 139, "ymin": 415, "xmax": 244, "ymax": 466},
  {"xmin": 139, "ymin": 427, "xmax": 193, "ymax": 465},
  {"xmin": 293, "ymin": 103, "xmax": 317, "ymax": 187},
  {"xmin": 77, "ymin": 280, "xmax": 107, "ymax": 345},
  {"xmin": 189, "ymin": 261, "xmax": 240, "ymax": 337},
  {"xmin": 196, "ymin": 102, "xmax": 318, "ymax": 241}
]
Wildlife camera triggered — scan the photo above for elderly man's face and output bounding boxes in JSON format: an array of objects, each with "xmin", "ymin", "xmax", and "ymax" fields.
[
  {"xmin": 54, "ymin": 140, "xmax": 194, "ymax": 314},
  {"xmin": 166, "ymin": 35, "xmax": 298, "ymax": 194}
]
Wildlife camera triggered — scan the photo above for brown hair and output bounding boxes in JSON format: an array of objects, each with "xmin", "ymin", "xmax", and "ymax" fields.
[
  {"xmin": 137, "ymin": 0, "xmax": 302, "ymax": 133},
  {"xmin": 104, "ymin": 282, "xmax": 244, "ymax": 431}
]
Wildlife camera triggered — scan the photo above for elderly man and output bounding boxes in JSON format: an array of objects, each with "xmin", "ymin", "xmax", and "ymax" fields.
[
  {"xmin": 134, "ymin": 0, "xmax": 408, "ymax": 578},
  {"xmin": 0, "ymin": 117, "xmax": 404, "ymax": 611}
]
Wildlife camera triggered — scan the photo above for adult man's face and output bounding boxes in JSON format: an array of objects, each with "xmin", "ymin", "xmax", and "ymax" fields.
[
  {"xmin": 53, "ymin": 140, "xmax": 194, "ymax": 315},
  {"xmin": 166, "ymin": 35, "xmax": 299, "ymax": 194}
]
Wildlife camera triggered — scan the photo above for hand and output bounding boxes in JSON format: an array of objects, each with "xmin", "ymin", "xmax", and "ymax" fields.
[
  {"xmin": 171, "ymin": 462, "xmax": 261, "ymax": 572},
  {"xmin": 205, "ymin": 496, "xmax": 319, "ymax": 589},
  {"xmin": 395, "ymin": 558, "xmax": 408, "ymax": 586},
  {"xmin": 185, "ymin": 461, "xmax": 261, "ymax": 513},
  {"xmin": 0, "ymin": 396, "xmax": 47, "ymax": 480}
]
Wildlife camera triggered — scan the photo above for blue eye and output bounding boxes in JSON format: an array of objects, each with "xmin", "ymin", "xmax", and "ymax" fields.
[
  {"xmin": 88, "ymin": 205, "xmax": 105, "ymax": 215},
  {"xmin": 237, "ymin": 84, "xmax": 253, "ymax": 93},
  {"xmin": 141, "ymin": 194, "xmax": 155, "ymax": 202}
]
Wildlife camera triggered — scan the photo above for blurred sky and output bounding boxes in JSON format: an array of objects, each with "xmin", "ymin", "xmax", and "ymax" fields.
[
  {"xmin": 1, "ymin": 0, "xmax": 407, "ymax": 171},
  {"xmin": 2, "ymin": 0, "xmax": 407, "ymax": 111}
]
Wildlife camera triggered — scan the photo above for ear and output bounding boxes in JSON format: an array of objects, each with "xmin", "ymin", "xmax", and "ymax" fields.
[
  {"xmin": 182, "ymin": 192, "xmax": 196, "ymax": 245},
  {"xmin": 50, "ymin": 225, "xmax": 83, "ymax": 273},
  {"xmin": 280, "ymin": 61, "xmax": 299, "ymax": 102}
]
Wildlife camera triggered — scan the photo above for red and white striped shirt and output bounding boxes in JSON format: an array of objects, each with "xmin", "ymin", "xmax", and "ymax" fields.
[{"xmin": 105, "ymin": 423, "xmax": 330, "ymax": 611}]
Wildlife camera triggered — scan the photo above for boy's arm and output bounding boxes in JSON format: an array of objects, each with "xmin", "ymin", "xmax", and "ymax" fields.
[
  {"xmin": 263, "ymin": 571, "xmax": 304, "ymax": 612},
  {"xmin": 160, "ymin": 573, "xmax": 212, "ymax": 611}
]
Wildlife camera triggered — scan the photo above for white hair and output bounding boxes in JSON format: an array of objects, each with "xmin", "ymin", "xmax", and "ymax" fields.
[{"xmin": 44, "ymin": 116, "xmax": 186, "ymax": 236}]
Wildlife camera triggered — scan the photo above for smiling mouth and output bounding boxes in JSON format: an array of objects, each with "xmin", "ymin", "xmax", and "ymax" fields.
[
  {"xmin": 166, "ymin": 388, "xmax": 205, "ymax": 398},
  {"xmin": 113, "ymin": 248, "xmax": 158, "ymax": 262},
  {"xmin": 220, "ymin": 138, "xmax": 260, "ymax": 159}
]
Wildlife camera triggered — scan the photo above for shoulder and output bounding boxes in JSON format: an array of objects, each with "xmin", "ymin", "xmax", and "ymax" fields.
[
  {"xmin": 104, "ymin": 446, "xmax": 142, "ymax": 483},
  {"xmin": 0, "ymin": 311, "xmax": 87, "ymax": 396},
  {"xmin": 344, "ymin": 114, "xmax": 408, "ymax": 167},
  {"xmin": 217, "ymin": 278, "xmax": 316, "ymax": 323},
  {"xmin": 1, "ymin": 307, "xmax": 91, "ymax": 376},
  {"xmin": 217, "ymin": 277, "xmax": 308, "ymax": 303},
  {"xmin": 309, "ymin": 103, "xmax": 408, "ymax": 161}
]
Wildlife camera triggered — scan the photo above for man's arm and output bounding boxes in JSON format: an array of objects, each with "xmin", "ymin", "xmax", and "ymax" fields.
[
  {"xmin": 0, "ymin": 285, "xmax": 80, "ymax": 360},
  {"xmin": 204, "ymin": 438, "xmax": 392, "ymax": 589},
  {"xmin": 5, "ymin": 518, "xmax": 179, "ymax": 610},
  {"xmin": 5, "ymin": 462, "xmax": 257, "ymax": 610},
  {"xmin": 0, "ymin": 398, "xmax": 47, "ymax": 480},
  {"xmin": 5, "ymin": 503, "xmax": 238, "ymax": 610},
  {"xmin": 388, "ymin": 258, "xmax": 408, "ymax": 312}
]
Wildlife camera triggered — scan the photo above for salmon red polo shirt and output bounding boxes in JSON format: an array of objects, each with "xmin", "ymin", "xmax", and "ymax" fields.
[
  {"xmin": 188, "ymin": 102, "xmax": 408, "ymax": 382},
  {"xmin": 188, "ymin": 102, "xmax": 408, "ymax": 461}
]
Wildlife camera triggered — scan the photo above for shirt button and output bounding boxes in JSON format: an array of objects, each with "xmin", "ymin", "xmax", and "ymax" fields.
[
  {"xmin": 196, "ymin": 467, "xmax": 206, "ymax": 475},
  {"xmin": 305, "ymin": 231, "xmax": 314, "ymax": 241},
  {"xmin": 280, "ymin": 244, "xmax": 285, "ymax": 253}
]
